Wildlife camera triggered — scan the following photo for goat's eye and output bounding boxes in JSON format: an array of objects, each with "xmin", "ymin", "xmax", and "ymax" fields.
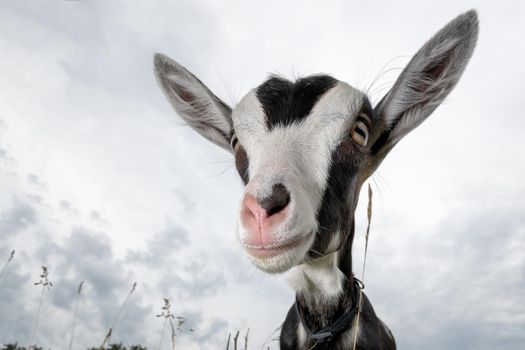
[
  {"xmin": 351, "ymin": 119, "xmax": 369, "ymax": 147},
  {"xmin": 230, "ymin": 134, "xmax": 239, "ymax": 152}
]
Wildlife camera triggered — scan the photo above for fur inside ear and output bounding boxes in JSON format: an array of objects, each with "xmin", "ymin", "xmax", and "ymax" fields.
[
  {"xmin": 154, "ymin": 54, "xmax": 233, "ymax": 152},
  {"xmin": 372, "ymin": 10, "xmax": 479, "ymax": 159}
]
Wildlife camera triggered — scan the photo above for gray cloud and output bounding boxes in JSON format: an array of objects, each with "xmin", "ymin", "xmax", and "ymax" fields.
[
  {"xmin": 26, "ymin": 174, "xmax": 46, "ymax": 192},
  {"xmin": 361, "ymin": 198, "xmax": 525, "ymax": 350},
  {"xmin": 52, "ymin": 228, "xmax": 139, "ymax": 329},
  {"xmin": 89, "ymin": 210, "xmax": 109, "ymax": 226},
  {"xmin": 0, "ymin": 225, "xmax": 154, "ymax": 348},
  {"xmin": 0, "ymin": 259, "xmax": 32, "ymax": 344},
  {"xmin": 58, "ymin": 200, "xmax": 79, "ymax": 216},
  {"xmin": 180, "ymin": 310, "xmax": 230, "ymax": 347},
  {"xmin": 0, "ymin": 147, "xmax": 8, "ymax": 160},
  {"xmin": 125, "ymin": 225, "xmax": 189, "ymax": 267},
  {"xmin": 125, "ymin": 225, "xmax": 228, "ymax": 300},
  {"xmin": 159, "ymin": 267, "xmax": 226, "ymax": 300},
  {"xmin": 0, "ymin": 196, "xmax": 38, "ymax": 238},
  {"xmin": 172, "ymin": 188, "xmax": 197, "ymax": 215}
]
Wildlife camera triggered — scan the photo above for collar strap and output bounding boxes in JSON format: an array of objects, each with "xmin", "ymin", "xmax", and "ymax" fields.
[{"xmin": 295, "ymin": 278, "xmax": 364, "ymax": 344}]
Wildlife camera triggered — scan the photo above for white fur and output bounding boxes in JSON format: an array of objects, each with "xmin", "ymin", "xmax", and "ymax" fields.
[
  {"xmin": 232, "ymin": 83, "xmax": 365, "ymax": 273},
  {"xmin": 287, "ymin": 232, "xmax": 345, "ymax": 300},
  {"xmin": 288, "ymin": 252, "xmax": 346, "ymax": 299},
  {"xmin": 297, "ymin": 320, "xmax": 308, "ymax": 348}
]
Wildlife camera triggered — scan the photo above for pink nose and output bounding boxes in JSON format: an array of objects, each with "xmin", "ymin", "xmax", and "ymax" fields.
[{"xmin": 240, "ymin": 183, "xmax": 291, "ymax": 245}]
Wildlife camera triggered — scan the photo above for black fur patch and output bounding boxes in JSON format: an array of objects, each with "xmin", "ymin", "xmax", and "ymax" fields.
[
  {"xmin": 308, "ymin": 136, "xmax": 362, "ymax": 265},
  {"xmin": 308, "ymin": 97, "xmax": 373, "ymax": 263},
  {"xmin": 361, "ymin": 96, "xmax": 374, "ymax": 120},
  {"xmin": 235, "ymin": 145, "xmax": 250, "ymax": 185},
  {"xmin": 256, "ymin": 75, "xmax": 338, "ymax": 130}
]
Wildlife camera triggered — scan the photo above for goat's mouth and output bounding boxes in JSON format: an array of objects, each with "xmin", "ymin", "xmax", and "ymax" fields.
[
  {"xmin": 244, "ymin": 236, "xmax": 307, "ymax": 258},
  {"xmin": 242, "ymin": 232, "xmax": 314, "ymax": 273}
]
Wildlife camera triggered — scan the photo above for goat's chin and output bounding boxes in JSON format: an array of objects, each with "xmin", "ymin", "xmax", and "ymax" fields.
[{"xmin": 243, "ymin": 233, "xmax": 314, "ymax": 274}]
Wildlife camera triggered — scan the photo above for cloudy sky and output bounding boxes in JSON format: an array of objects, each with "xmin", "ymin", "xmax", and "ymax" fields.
[{"xmin": 0, "ymin": 0, "xmax": 524, "ymax": 349}]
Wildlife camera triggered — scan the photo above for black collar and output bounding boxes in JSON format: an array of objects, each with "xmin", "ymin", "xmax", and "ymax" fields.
[{"xmin": 295, "ymin": 278, "xmax": 363, "ymax": 345}]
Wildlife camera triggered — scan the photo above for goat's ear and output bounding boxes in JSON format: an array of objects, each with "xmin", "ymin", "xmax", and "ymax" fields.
[
  {"xmin": 154, "ymin": 53, "xmax": 233, "ymax": 152},
  {"xmin": 370, "ymin": 10, "xmax": 478, "ymax": 167}
]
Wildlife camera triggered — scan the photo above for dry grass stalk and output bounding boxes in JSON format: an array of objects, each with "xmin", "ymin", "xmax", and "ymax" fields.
[
  {"xmin": 352, "ymin": 184, "xmax": 373, "ymax": 350},
  {"xmin": 170, "ymin": 315, "xmax": 192, "ymax": 349},
  {"xmin": 226, "ymin": 332, "xmax": 231, "ymax": 350},
  {"xmin": 159, "ymin": 318, "xmax": 167, "ymax": 350},
  {"xmin": 244, "ymin": 328, "xmax": 250, "ymax": 350},
  {"xmin": 29, "ymin": 266, "xmax": 52, "ymax": 350},
  {"xmin": 99, "ymin": 281, "xmax": 137, "ymax": 350},
  {"xmin": 68, "ymin": 281, "xmax": 84, "ymax": 350},
  {"xmin": 156, "ymin": 297, "xmax": 192, "ymax": 350},
  {"xmin": 0, "ymin": 249, "xmax": 15, "ymax": 285},
  {"xmin": 233, "ymin": 330, "xmax": 240, "ymax": 350},
  {"xmin": 156, "ymin": 298, "xmax": 174, "ymax": 350},
  {"xmin": 169, "ymin": 318, "xmax": 177, "ymax": 350}
]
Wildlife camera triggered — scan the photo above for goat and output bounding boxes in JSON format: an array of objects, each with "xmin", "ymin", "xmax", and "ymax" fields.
[{"xmin": 153, "ymin": 10, "xmax": 478, "ymax": 350}]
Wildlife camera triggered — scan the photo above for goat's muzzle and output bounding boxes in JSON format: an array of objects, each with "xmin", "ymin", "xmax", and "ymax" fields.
[{"xmin": 240, "ymin": 183, "xmax": 293, "ymax": 258}]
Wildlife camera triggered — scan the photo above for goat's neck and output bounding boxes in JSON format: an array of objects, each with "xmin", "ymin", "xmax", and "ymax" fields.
[{"xmin": 288, "ymin": 222, "xmax": 357, "ymax": 327}]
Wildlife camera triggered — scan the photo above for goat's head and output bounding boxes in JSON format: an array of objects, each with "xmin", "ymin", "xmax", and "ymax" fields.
[{"xmin": 154, "ymin": 11, "xmax": 478, "ymax": 273}]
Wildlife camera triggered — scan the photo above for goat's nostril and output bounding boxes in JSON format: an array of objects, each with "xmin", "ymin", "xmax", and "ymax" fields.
[{"xmin": 259, "ymin": 183, "xmax": 291, "ymax": 216}]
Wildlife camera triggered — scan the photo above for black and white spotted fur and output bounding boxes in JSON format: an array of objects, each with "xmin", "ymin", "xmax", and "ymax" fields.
[{"xmin": 153, "ymin": 10, "xmax": 478, "ymax": 349}]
